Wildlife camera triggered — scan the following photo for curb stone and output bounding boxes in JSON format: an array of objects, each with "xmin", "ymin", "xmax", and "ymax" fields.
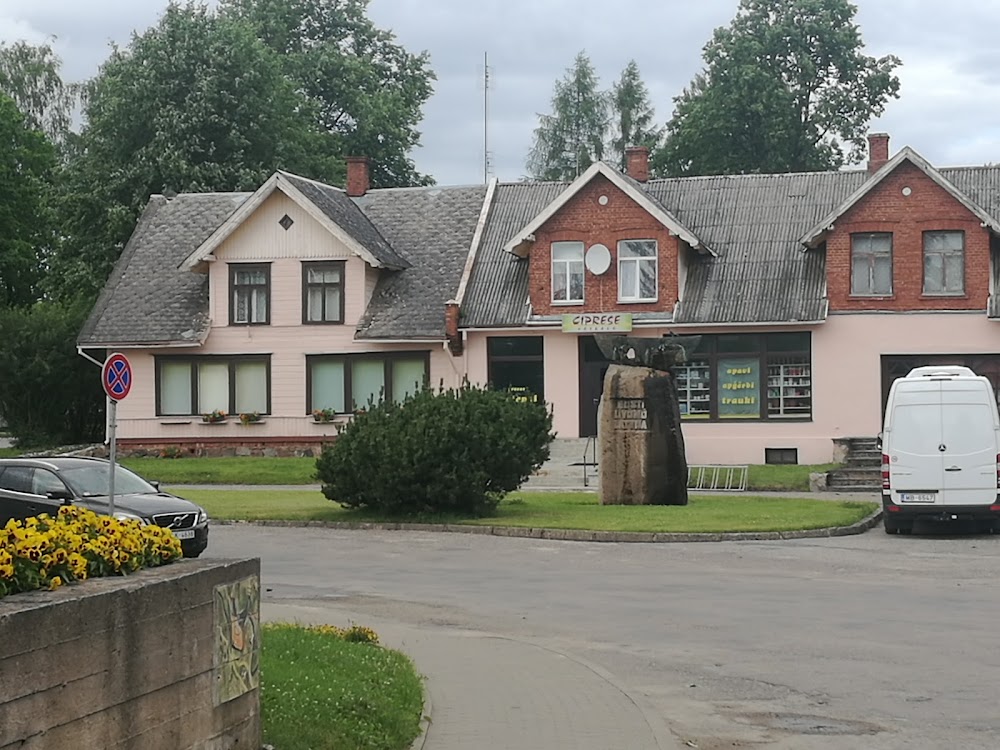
[{"xmin": 216, "ymin": 508, "xmax": 883, "ymax": 542}]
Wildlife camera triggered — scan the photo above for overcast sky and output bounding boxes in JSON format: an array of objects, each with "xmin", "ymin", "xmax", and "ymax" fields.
[{"xmin": 3, "ymin": 0, "xmax": 1000, "ymax": 185}]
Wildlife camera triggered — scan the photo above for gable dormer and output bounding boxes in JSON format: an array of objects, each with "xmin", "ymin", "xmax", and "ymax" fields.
[
  {"xmin": 180, "ymin": 171, "xmax": 405, "ymax": 330},
  {"xmin": 801, "ymin": 140, "xmax": 1000, "ymax": 313},
  {"xmin": 502, "ymin": 160, "xmax": 710, "ymax": 320}
]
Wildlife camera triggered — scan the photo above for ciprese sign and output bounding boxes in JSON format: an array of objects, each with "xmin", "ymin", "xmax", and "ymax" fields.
[{"xmin": 561, "ymin": 313, "xmax": 633, "ymax": 333}]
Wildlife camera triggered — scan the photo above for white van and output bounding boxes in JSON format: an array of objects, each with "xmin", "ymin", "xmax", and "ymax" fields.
[{"xmin": 880, "ymin": 365, "xmax": 1000, "ymax": 534}]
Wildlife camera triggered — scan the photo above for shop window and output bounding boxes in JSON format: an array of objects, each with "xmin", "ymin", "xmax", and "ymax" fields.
[
  {"xmin": 551, "ymin": 242, "xmax": 584, "ymax": 304},
  {"xmin": 923, "ymin": 231, "xmax": 964, "ymax": 295},
  {"xmin": 674, "ymin": 333, "xmax": 811, "ymax": 422},
  {"xmin": 488, "ymin": 336, "xmax": 545, "ymax": 403},
  {"xmin": 765, "ymin": 448, "xmax": 798, "ymax": 465},
  {"xmin": 618, "ymin": 240, "xmax": 657, "ymax": 302},
  {"xmin": 307, "ymin": 353, "xmax": 429, "ymax": 413},
  {"xmin": 156, "ymin": 356, "xmax": 271, "ymax": 416},
  {"xmin": 851, "ymin": 233, "xmax": 892, "ymax": 295}
]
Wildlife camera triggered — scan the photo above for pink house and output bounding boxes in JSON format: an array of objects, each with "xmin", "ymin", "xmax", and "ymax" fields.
[{"xmin": 78, "ymin": 136, "xmax": 1000, "ymax": 466}]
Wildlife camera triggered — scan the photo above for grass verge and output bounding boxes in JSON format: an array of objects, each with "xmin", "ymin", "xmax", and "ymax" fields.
[
  {"xmin": 123, "ymin": 455, "xmax": 840, "ymax": 491},
  {"xmin": 180, "ymin": 488, "xmax": 877, "ymax": 533},
  {"xmin": 121, "ymin": 456, "xmax": 317, "ymax": 485},
  {"xmin": 262, "ymin": 623, "xmax": 422, "ymax": 750}
]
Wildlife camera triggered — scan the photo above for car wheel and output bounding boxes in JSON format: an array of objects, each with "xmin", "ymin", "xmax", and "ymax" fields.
[{"xmin": 883, "ymin": 517, "xmax": 899, "ymax": 534}]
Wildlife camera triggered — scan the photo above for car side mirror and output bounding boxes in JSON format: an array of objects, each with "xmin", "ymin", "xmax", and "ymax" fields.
[
  {"xmin": 150, "ymin": 480, "xmax": 161, "ymax": 491},
  {"xmin": 46, "ymin": 488, "xmax": 74, "ymax": 503},
  {"xmin": 876, "ymin": 432, "xmax": 883, "ymax": 451}
]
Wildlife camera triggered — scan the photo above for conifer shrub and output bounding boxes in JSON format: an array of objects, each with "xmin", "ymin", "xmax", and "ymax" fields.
[{"xmin": 316, "ymin": 384, "xmax": 554, "ymax": 517}]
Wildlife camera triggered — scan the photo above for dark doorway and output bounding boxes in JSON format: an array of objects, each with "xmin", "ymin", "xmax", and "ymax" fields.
[
  {"xmin": 881, "ymin": 354, "xmax": 1000, "ymax": 417},
  {"xmin": 579, "ymin": 336, "xmax": 610, "ymax": 437}
]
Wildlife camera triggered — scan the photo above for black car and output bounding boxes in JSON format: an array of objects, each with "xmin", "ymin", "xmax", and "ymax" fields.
[{"xmin": 0, "ymin": 457, "xmax": 209, "ymax": 557}]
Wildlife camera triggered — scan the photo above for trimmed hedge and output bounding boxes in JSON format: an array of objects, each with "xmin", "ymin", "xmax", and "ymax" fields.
[{"xmin": 316, "ymin": 384, "xmax": 554, "ymax": 517}]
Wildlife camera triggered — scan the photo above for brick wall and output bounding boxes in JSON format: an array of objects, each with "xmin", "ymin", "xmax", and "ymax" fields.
[
  {"xmin": 0, "ymin": 559, "xmax": 260, "ymax": 750},
  {"xmin": 527, "ymin": 174, "xmax": 679, "ymax": 316},
  {"xmin": 826, "ymin": 161, "xmax": 990, "ymax": 311}
]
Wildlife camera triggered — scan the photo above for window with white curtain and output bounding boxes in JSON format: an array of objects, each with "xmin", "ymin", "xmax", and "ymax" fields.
[
  {"xmin": 618, "ymin": 240, "xmax": 658, "ymax": 301},
  {"xmin": 159, "ymin": 362, "xmax": 192, "ymax": 415},
  {"xmin": 156, "ymin": 357, "xmax": 270, "ymax": 416},
  {"xmin": 230, "ymin": 264, "xmax": 270, "ymax": 324},
  {"xmin": 307, "ymin": 353, "xmax": 429, "ymax": 413},
  {"xmin": 551, "ymin": 241, "xmax": 584, "ymax": 303},
  {"xmin": 303, "ymin": 261, "xmax": 345, "ymax": 323}
]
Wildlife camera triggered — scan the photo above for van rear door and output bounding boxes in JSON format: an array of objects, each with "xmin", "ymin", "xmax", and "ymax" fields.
[
  {"xmin": 939, "ymin": 380, "xmax": 998, "ymax": 506},
  {"xmin": 887, "ymin": 382, "xmax": 943, "ymax": 503}
]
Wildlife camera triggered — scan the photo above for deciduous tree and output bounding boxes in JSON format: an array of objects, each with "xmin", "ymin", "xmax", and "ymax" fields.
[
  {"xmin": 50, "ymin": 2, "xmax": 329, "ymax": 300},
  {"xmin": 0, "ymin": 94, "xmax": 55, "ymax": 308},
  {"xmin": 221, "ymin": 0, "xmax": 436, "ymax": 187},
  {"xmin": 653, "ymin": 0, "xmax": 901, "ymax": 176},
  {"xmin": 0, "ymin": 40, "xmax": 78, "ymax": 145}
]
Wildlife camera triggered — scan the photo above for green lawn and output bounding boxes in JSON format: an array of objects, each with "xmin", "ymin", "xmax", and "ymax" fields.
[
  {"xmin": 121, "ymin": 456, "xmax": 317, "ymax": 485},
  {"xmin": 122, "ymin": 455, "xmax": 837, "ymax": 492},
  {"xmin": 181, "ymin": 488, "xmax": 876, "ymax": 533},
  {"xmin": 262, "ymin": 624, "xmax": 422, "ymax": 750}
]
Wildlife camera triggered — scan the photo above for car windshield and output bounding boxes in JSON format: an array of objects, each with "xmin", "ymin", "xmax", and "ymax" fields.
[{"xmin": 59, "ymin": 464, "xmax": 157, "ymax": 497}]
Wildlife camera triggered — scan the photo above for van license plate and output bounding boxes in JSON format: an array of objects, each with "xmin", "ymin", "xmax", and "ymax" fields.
[
  {"xmin": 899, "ymin": 493, "xmax": 936, "ymax": 503},
  {"xmin": 173, "ymin": 530, "xmax": 196, "ymax": 539}
]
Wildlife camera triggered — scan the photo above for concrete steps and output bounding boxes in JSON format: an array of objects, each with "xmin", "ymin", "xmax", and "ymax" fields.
[{"xmin": 827, "ymin": 437, "xmax": 882, "ymax": 491}]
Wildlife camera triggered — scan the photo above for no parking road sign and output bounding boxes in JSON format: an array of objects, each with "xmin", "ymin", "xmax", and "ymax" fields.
[{"xmin": 102, "ymin": 353, "xmax": 133, "ymax": 401}]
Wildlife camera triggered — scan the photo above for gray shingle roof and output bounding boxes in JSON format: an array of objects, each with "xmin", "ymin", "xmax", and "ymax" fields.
[
  {"xmin": 650, "ymin": 170, "xmax": 869, "ymax": 323},
  {"xmin": 462, "ymin": 181, "xmax": 567, "ymax": 328},
  {"xmin": 353, "ymin": 185, "xmax": 487, "ymax": 338},
  {"xmin": 280, "ymin": 172, "xmax": 409, "ymax": 270},
  {"xmin": 79, "ymin": 193, "xmax": 249, "ymax": 346}
]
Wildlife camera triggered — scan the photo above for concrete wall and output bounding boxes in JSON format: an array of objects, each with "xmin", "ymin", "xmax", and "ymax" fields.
[{"xmin": 0, "ymin": 558, "xmax": 260, "ymax": 750}]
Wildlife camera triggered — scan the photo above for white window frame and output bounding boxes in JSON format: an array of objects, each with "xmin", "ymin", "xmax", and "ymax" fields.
[
  {"xmin": 923, "ymin": 230, "xmax": 965, "ymax": 295},
  {"xmin": 617, "ymin": 239, "xmax": 658, "ymax": 302},
  {"xmin": 850, "ymin": 233, "xmax": 893, "ymax": 296},
  {"xmin": 551, "ymin": 241, "xmax": 584, "ymax": 304}
]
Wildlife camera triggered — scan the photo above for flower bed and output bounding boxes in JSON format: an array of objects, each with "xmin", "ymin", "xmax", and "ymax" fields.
[{"xmin": 0, "ymin": 506, "xmax": 183, "ymax": 599}]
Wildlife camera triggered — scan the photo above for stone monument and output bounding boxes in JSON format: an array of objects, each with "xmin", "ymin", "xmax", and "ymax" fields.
[{"xmin": 595, "ymin": 334, "xmax": 700, "ymax": 506}]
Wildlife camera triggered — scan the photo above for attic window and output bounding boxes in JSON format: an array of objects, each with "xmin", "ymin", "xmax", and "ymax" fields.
[{"xmin": 279, "ymin": 214, "xmax": 294, "ymax": 231}]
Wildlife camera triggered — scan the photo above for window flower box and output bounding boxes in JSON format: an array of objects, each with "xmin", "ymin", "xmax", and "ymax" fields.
[
  {"xmin": 238, "ymin": 412, "xmax": 264, "ymax": 426},
  {"xmin": 201, "ymin": 410, "xmax": 228, "ymax": 424}
]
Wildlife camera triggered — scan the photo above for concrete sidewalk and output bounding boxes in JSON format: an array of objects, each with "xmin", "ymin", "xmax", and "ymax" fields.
[{"xmin": 266, "ymin": 601, "xmax": 679, "ymax": 750}]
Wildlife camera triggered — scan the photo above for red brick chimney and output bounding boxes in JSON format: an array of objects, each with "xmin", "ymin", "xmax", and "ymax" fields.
[
  {"xmin": 625, "ymin": 146, "xmax": 650, "ymax": 183},
  {"xmin": 445, "ymin": 300, "xmax": 463, "ymax": 355},
  {"xmin": 346, "ymin": 157, "xmax": 370, "ymax": 197},
  {"xmin": 867, "ymin": 133, "xmax": 890, "ymax": 173}
]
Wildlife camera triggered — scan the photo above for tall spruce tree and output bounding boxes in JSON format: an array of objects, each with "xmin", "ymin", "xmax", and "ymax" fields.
[
  {"xmin": 653, "ymin": 0, "xmax": 901, "ymax": 177},
  {"xmin": 610, "ymin": 61, "xmax": 662, "ymax": 172},
  {"xmin": 527, "ymin": 51, "xmax": 609, "ymax": 181}
]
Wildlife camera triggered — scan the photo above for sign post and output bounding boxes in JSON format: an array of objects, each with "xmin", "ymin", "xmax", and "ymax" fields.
[{"xmin": 101, "ymin": 353, "xmax": 133, "ymax": 517}]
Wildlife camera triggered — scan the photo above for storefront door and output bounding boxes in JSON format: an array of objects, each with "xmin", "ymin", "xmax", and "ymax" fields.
[{"xmin": 578, "ymin": 336, "xmax": 609, "ymax": 437}]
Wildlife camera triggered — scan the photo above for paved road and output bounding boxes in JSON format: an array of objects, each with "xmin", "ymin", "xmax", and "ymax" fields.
[{"xmin": 210, "ymin": 523, "xmax": 1000, "ymax": 749}]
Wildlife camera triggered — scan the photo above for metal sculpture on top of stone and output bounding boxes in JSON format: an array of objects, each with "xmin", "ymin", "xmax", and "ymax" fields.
[{"xmin": 594, "ymin": 334, "xmax": 701, "ymax": 506}]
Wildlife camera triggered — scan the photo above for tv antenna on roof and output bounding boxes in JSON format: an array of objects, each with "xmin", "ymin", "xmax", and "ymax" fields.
[{"xmin": 483, "ymin": 51, "xmax": 492, "ymax": 184}]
